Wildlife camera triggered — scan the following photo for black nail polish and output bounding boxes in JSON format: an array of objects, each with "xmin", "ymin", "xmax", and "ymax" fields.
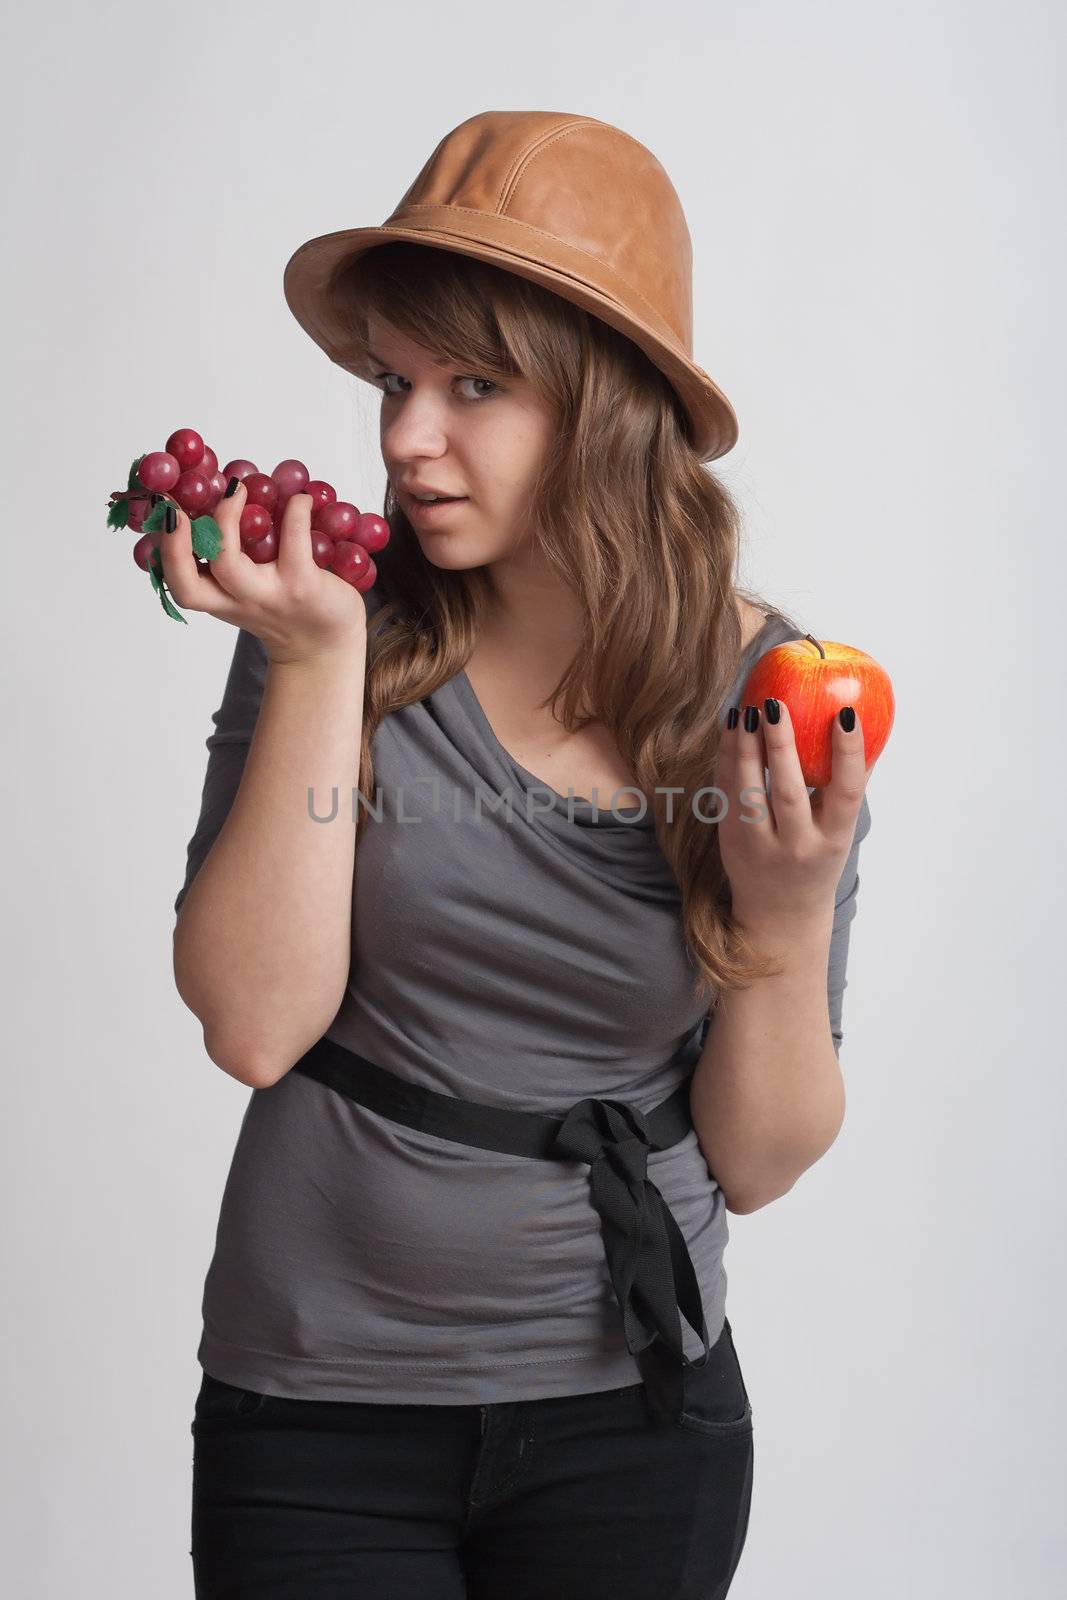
[
  {"xmin": 839, "ymin": 705, "xmax": 855, "ymax": 732},
  {"xmin": 224, "ymin": 476, "xmax": 240, "ymax": 498},
  {"xmin": 764, "ymin": 697, "xmax": 780, "ymax": 725},
  {"xmin": 727, "ymin": 706, "xmax": 739, "ymax": 730},
  {"xmin": 164, "ymin": 504, "xmax": 177, "ymax": 533},
  {"xmin": 150, "ymin": 492, "xmax": 162, "ymax": 506},
  {"xmin": 743, "ymin": 705, "xmax": 760, "ymax": 733}
]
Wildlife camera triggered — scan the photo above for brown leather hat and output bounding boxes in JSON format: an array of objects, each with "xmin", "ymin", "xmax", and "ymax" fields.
[{"xmin": 282, "ymin": 110, "xmax": 739, "ymax": 462}]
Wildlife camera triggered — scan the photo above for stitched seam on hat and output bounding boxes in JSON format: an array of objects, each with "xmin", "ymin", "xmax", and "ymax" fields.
[
  {"xmin": 497, "ymin": 118, "xmax": 596, "ymax": 210},
  {"xmin": 503, "ymin": 120, "xmax": 676, "ymax": 224},
  {"xmin": 397, "ymin": 203, "xmax": 676, "ymax": 340}
]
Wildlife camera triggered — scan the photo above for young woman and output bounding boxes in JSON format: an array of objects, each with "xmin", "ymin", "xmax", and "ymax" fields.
[{"xmin": 171, "ymin": 111, "xmax": 873, "ymax": 1599}]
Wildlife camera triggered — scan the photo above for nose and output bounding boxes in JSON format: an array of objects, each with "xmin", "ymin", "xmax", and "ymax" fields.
[{"xmin": 380, "ymin": 389, "xmax": 453, "ymax": 463}]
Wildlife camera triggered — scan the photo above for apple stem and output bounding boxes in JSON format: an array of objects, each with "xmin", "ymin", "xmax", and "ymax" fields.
[{"xmin": 804, "ymin": 632, "xmax": 826, "ymax": 659}]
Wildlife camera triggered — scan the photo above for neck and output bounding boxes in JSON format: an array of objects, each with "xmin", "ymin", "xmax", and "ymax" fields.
[{"xmin": 479, "ymin": 559, "xmax": 587, "ymax": 677}]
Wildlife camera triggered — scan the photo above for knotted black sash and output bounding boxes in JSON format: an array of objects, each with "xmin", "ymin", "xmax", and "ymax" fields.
[{"xmin": 290, "ymin": 1032, "xmax": 713, "ymax": 1426}]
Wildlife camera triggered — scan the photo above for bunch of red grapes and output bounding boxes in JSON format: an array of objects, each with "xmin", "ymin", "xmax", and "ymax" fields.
[{"xmin": 114, "ymin": 427, "xmax": 388, "ymax": 594}]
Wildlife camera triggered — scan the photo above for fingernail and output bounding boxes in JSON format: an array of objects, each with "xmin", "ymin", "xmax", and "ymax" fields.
[
  {"xmin": 763, "ymin": 697, "xmax": 780, "ymax": 725},
  {"xmin": 727, "ymin": 706, "xmax": 739, "ymax": 730},
  {"xmin": 839, "ymin": 706, "xmax": 855, "ymax": 731},
  {"xmin": 224, "ymin": 476, "xmax": 240, "ymax": 498},
  {"xmin": 743, "ymin": 705, "xmax": 760, "ymax": 733},
  {"xmin": 164, "ymin": 504, "xmax": 177, "ymax": 533},
  {"xmin": 150, "ymin": 492, "xmax": 162, "ymax": 506}
]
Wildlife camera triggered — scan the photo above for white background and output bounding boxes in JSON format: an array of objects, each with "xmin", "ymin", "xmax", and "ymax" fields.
[{"xmin": 3, "ymin": 1, "xmax": 1064, "ymax": 1594}]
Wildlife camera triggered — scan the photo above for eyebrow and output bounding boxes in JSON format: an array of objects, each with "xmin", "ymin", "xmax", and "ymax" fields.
[{"xmin": 366, "ymin": 349, "xmax": 452, "ymax": 370}]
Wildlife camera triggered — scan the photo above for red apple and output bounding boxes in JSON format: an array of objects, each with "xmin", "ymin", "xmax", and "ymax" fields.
[{"xmin": 740, "ymin": 634, "xmax": 894, "ymax": 789}]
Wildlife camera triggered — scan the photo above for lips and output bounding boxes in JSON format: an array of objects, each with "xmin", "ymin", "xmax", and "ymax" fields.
[
  {"xmin": 401, "ymin": 485, "xmax": 466, "ymax": 501},
  {"xmin": 406, "ymin": 493, "xmax": 468, "ymax": 525},
  {"xmin": 404, "ymin": 490, "xmax": 467, "ymax": 509}
]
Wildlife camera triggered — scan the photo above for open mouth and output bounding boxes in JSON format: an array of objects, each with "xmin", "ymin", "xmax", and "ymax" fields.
[{"xmin": 406, "ymin": 492, "xmax": 469, "ymax": 519}]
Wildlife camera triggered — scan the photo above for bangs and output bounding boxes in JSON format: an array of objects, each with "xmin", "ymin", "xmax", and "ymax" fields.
[{"xmin": 326, "ymin": 242, "xmax": 543, "ymax": 386}]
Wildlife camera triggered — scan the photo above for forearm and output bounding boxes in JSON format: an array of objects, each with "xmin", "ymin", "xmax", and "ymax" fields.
[
  {"xmin": 173, "ymin": 636, "xmax": 366, "ymax": 1085},
  {"xmin": 690, "ymin": 903, "xmax": 846, "ymax": 1212}
]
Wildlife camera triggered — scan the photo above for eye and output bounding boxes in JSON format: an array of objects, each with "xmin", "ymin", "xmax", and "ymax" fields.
[
  {"xmin": 458, "ymin": 376, "xmax": 499, "ymax": 401},
  {"xmin": 371, "ymin": 372, "xmax": 499, "ymax": 403}
]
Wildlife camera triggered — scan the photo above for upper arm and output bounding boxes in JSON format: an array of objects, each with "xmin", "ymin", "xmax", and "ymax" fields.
[
  {"xmin": 173, "ymin": 627, "xmax": 269, "ymax": 921},
  {"xmin": 173, "ymin": 586, "xmax": 389, "ymax": 923}
]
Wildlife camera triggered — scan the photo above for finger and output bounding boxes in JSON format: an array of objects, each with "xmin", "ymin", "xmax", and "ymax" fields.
[
  {"xmin": 156, "ymin": 498, "xmax": 245, "ymax": 621},
  {"xmin": 156, "ymin": 497, "xmax": 205, "ymax": 610},
  {"xmin": 813, "ymin": 705, "xmax": 869, "ymax": 837},
  {"xmin": 735, "ymin": 701, "xmax": 774, "ymax": 831},
  {"xmin": 275, "ymin": 492, "xmax": 318, "ymax": 584},
  {"xmin": 206, "ymin": 477, "xmax": 256, "ymax": 595},
  {"xmin": 714, "ymin": 701, "xmax": 740, "ymax": 795},
  {"xmin": 758, "ymin": 695, "xmax": 812, "ymax": 843}
]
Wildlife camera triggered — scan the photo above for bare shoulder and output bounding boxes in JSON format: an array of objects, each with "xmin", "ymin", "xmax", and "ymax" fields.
[{"xmin": 735, "ymin": 596, "xmax": 770, "ymax": 653}]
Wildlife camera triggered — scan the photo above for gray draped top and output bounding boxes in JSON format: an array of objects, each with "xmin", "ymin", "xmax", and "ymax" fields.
[{"xmin": 175, "ymin": 595, "xmax": 871, "ymax": 1404}]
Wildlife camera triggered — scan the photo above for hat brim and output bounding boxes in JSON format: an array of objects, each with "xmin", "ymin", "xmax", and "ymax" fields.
[{"xmin": 283, "ymin": 221, "xmax": 739, "ymax": 462}]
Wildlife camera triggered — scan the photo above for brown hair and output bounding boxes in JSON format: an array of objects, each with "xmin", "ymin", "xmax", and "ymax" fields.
[{"xmin": 328, "ymin": 241, "xmax": 790, "ymax": 1004}]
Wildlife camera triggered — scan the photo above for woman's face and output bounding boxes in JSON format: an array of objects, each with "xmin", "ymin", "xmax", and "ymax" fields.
[{"xmin": 368, "ymin": 315, "xmax": 555, "ymax": 573}]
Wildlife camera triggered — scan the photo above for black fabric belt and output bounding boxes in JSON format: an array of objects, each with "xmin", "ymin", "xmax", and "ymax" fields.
[{"xmin": 290, "ymin": 1030, "xmax": 713, "ymax": 1427}]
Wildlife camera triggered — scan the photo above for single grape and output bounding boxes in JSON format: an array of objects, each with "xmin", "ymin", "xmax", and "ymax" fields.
[
  {"xmin": 330, "ymin": 539, "xmax": 372, "ymax": 587},
  {"xmin": 173, "ymin": 469, "xmax": 215, "ymax": 517},
  {"xmin": 271, "ymin": 459, "xmax": 310, "ymax": 498},
  {"xmin": 244, "ymin": 473, "xmax": 280, "ymax": 512},
  {"xmin": 354, "ymin": 511, "xmax": 390, "ymax": 553},
  {"xmin": 306, "ymin": 479, "xmax": 337, "ymax": 515},
  {"xmin": 166, "ymin": 428, "xmax": 205, "ymax": 470},
  {"xmin": 243, "ymin": 527, "xmax": 279, "ymax": 564},
  {"xmin": 239, "ymin": 503, "xmax": 273, "ymax": 542},
  {"xmin": 208, "ymin": 470, "xmax": 227, "ymax": 501},
  {"xmin": 221, "ymin": 458, "xmax": 259, "ymax": 481},
  {"xmin": 137, "ymin": 451, "xmax": 180, "ymax": 492},
  {"xmin": 196, "ymin": 444, "xmax": 219, "ymax": 479},
  {"xmin": 132, "ymin": 532, "xmax": 159, "ymax": 571},
  {"xmin": 354, "ymin": 555, "xmax": 378, "ymax": 593},
  {"xmin": 311, "ymin": 530, "xmax": 335, "ymax": 569},
  {"xmin": 313, "ymin": 501, "xmax": 360, "ymax": 540},
  {"xmin": 126, "ymin": 493, "xmax": 151, "ymax": 532}
]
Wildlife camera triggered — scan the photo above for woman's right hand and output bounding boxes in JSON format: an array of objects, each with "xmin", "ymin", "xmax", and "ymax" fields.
[{"xmin": 156, "ymin": 480, "xmax": 368, "ymax": 664}]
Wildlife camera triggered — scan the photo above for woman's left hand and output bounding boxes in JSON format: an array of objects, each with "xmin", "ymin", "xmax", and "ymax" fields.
[{"xmin": 715, "ymin": 697, "xmax": 869, "ymax": 929}]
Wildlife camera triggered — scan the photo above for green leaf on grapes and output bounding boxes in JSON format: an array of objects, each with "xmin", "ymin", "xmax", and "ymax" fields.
[
  {"xmin": 107, "ymin": 496, "xmax": 130, "ymax": 530},
  {"xmin": 127, "ymin": 454, "xmax": 147, "ymax": 493},
  {"xmin": 191, "ymin": 514, "xmax": 222, "ymax": 561},
  {"xmin": 142, "ymin": 499, "xmax": 167, "ymax": 535},
  {"xmin": 159, "ymin": 587, "xmax": 188, "ymax": 623},
  {"xmin": 147, "ymin": 547, "xmax": 188, "ymax": 624}
]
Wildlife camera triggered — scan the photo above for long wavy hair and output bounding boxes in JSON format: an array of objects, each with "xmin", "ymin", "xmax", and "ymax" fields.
[{"xmin": 326, "ymin": 241, "xmax": 792, "ymax": 1004}]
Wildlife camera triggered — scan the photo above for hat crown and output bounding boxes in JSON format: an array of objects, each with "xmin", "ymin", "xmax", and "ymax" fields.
[{"xmin": 386, "ymin": 111, "xmax": 694, "ymax": 354}]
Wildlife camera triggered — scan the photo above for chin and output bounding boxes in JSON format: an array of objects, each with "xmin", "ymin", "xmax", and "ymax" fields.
[
  {"xmin": 415, "ymin": 529, "xmax": 503, "ymax": 568},
  {"xmin": 417, "ymin": 540, "xmax": 483, "ymax": 570}
]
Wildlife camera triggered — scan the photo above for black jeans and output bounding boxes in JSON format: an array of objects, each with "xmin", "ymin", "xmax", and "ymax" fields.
[{"xmin": 190, "ymin": 1317, "xmax": 754, "ymax": 1599}]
